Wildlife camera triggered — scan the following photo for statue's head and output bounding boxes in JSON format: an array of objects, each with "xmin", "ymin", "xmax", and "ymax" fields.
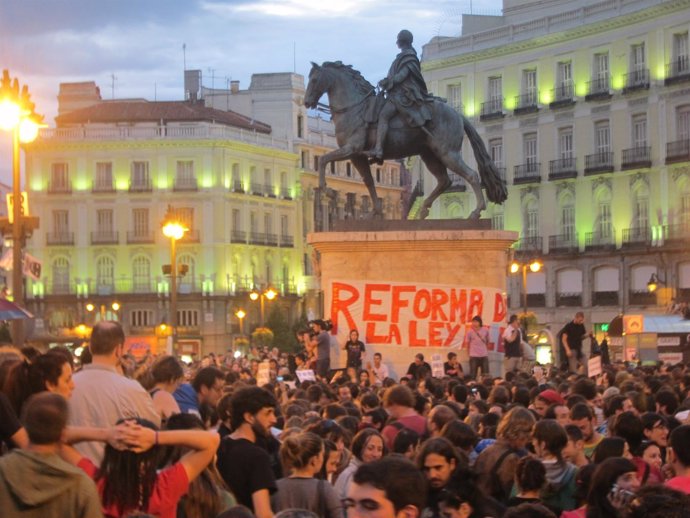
[{"xmin": 397, "ymin": 29, "xmax": 413, "ymax": 47}]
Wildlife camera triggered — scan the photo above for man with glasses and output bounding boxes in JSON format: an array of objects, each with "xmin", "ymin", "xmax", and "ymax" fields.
[
  {"xmin": 174, "ymin": 366, "xmax": 225, "ymax": 417},
  {"xmin": 344, "ymin": 456, "xmax": 426, "ymax": 518}
]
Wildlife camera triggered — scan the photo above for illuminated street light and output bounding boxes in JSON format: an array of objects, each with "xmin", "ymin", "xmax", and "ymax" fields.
[
  {"xmin": 249, "ymin": 286, "xmax": 278, "ymax": 326},
  {"xmin": 510, "ymin": 259, "xmax": 543, "ymax": 314},
  {"xmin": 0, "ymin": 69, "xmax": 44, "ymax": 347},
  {"xmin": 162, "ymin": 206, "xmax": 188, "ymax": 353},
  {"xmin": 235, "ymin": 308, "xmax": 246, "ymax": 335}
]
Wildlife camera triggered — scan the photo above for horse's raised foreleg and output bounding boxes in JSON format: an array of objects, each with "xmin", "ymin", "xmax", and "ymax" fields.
[
  {"xmin": 419, "ymin": 151, "xmax": 452, "ymax": 219},
  {"xmin": 440, "ymin": 150, "xmax": 486, "ymax": 219},
  {"xmin": 318, "ymin": 145, "xmax": 360, "ymax": 190},
  {"xmin": 351, "ymin": 155, "xmax": 383, "ymax": 218}
]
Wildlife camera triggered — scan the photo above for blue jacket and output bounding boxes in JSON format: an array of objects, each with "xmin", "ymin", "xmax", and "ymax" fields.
[{"xmin": 173, "ymin": 383, "xmax": 199, "ymax": 415}]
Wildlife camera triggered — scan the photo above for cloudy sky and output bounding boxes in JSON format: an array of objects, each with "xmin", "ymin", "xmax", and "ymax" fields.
[{"xmin": 0, "ymin": 0, "xmax": 501, "ymax": 181}]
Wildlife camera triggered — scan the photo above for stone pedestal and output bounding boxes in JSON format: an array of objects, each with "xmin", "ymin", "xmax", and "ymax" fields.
[{"xmin": 308, "ymin": 222, "xmax": 518, "ymax": 378}]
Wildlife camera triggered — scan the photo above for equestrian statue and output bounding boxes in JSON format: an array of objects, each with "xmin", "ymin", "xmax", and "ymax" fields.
[{"xmin": 304, "ymin": 29, "xmax": 507, "ymax": 221}]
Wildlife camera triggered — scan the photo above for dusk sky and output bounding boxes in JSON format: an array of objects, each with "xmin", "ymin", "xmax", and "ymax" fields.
[{"xmin": 0, "ymin": 0, "xmax": 501, "ymax": 183}]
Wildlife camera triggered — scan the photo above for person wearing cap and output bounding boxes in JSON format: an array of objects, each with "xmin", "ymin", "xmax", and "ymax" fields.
[{"xmin": 533, "ymin": 389, "xmax": 566, "ymax": 418}]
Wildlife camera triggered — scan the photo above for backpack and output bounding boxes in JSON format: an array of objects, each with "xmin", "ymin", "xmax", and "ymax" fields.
[
  {"xmin": 487, "ymin": 448, "xmax": 518, "ymax": 503},
  {"xmin": 390, "ymin": 420, "xmax": 430, "ymax": 442}
]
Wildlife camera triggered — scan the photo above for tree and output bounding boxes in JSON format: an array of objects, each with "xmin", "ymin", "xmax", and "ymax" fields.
[{"xmin": 265, "ymin": 305, "xmax": 296, "ymax": 351}]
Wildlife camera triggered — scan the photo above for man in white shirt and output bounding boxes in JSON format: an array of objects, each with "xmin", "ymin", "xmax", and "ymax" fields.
[
  {"xmin": 69, "ymin": 321, "xmax": 159, "ymax": 463},
  {"xmin": 368, "ymin": 352, "xmax": 390, "ymax": 385}
]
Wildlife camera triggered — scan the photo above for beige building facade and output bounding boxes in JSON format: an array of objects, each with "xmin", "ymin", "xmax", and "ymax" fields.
[{"xmin": 420, "ymin": 0, "xmax": 690, "ymax": 331}]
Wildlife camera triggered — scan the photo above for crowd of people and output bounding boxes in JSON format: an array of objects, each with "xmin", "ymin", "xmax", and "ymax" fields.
[{"xmin": 1, "ymin": 317, "xmax": 690, "ymax": 518}]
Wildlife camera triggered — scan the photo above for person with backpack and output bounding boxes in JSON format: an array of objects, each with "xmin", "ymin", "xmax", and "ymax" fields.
[{"xmin": 381, "ymin": 385, "xmax": 428, "ymax": 450}]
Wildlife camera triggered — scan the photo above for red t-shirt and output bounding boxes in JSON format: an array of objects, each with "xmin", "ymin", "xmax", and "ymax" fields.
[
  {"xmin": 78, "ymin": 457, "xmax": 189, "ymax": 518},
  {"xmin": 666, "ymin": 475, "xmax": 690, "ymax": 494},
  {"xmin": 382, "ymin": 414, "xmax": 427, "ymax": 450}
]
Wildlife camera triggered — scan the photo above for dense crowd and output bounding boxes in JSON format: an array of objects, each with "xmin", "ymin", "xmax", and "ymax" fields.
[{"xmin": 1, "ymin": 318, "xmax": 690, "ymax": 518}]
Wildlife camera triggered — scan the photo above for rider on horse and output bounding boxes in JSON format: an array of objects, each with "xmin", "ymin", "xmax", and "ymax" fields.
[{"xmin": 368, "ymin": 30, "xmax": 435, "ymax": 163}]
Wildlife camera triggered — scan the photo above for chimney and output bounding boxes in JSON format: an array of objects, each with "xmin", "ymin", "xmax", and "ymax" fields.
[{"xmin": 230, "ymin": 80, "xmax": 240, "ymax": 94}]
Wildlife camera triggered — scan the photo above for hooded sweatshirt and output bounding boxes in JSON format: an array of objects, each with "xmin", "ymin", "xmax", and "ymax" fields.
[
  {"xmin": 541, "ymin": 459, "xmax": 578, "ymax": 513},
  {"xmin": 0, "ymin": 449, "xmax": 103, "ymax": 518},
  {"xmin": 172, "ymin": 383, "xmax": 201, "ymax": 416}
]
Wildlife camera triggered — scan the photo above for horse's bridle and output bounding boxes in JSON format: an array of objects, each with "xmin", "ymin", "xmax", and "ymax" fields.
[{"xmin": 329, "ymin": 88, "xmax": 375, "ymax": 115}]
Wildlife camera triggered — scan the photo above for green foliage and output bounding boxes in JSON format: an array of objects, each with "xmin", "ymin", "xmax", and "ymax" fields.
[
  {"xmin": 518, "ymin": 311, "xmax": 538, "ymax": 332},
  {"xmin": 251, "ymin": 327, "xmax": 274, "ymax": 347},
  {"xmin": 265, "ymin": 305, "xmax": 298, "ymax": 351}
]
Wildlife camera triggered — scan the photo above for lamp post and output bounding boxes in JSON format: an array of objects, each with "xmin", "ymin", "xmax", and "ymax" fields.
[
  {"xmin": 86, "ymin": 301, "xmax": 121, "ymax": 322},
  {"xmin": 510, "ymin": 258, "xmax": 542, "ymax": 314},
  {"xmin": 0, "ymin": 70, "xmax": 43, "ymax": 347},
  {"xmin": 235, "ymin": 308, "xmax": 246, "ymax": 335},
  {"xmin": 162, "ymin": 206, "xmax": 188, "ymax": 353},
  {"xmin": 249, "ymin": 286, "xmax": 277, "ymax": 326}
]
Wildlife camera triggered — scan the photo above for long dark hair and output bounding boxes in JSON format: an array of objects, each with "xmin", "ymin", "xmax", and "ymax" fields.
[
  {"xmin": 97, "ymin": 418, "xmax": 161, "ymax": 515},
  {"xmin": 586, "ymin": 457, "xmax": 637, "ymax": 518},
  {"xmin": 2, "ymin": 352, "xmax": 68, "ymax": 415}
]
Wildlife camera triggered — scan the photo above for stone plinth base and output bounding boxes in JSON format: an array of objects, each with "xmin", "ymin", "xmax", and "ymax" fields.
[{"xmin": 308, "ymin": 224, "xmax": 518, "ymax": 379}]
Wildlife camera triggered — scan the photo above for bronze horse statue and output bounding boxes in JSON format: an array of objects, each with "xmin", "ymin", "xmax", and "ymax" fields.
[{"xmin": 304, "ymin": 61, "xmax": 507, "ymax": 220}]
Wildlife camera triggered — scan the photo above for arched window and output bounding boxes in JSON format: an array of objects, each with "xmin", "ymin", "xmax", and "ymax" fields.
[
  {"xmin": 96, "ymin": 256, "xmax": 115, "ymax": 295},
  {"xmin": 132, "ymin": 256, "xmax": 150, "ymax": 293},
  {"xmin": 522, "ymin": 196, "xmax": 539, "ymax": 243},
  {"xmin": 594, "ymin": 187, "xmax": 613, "ymax": 240},
  {"xmin": 52, "ymin": 257, "xmax": 70, "ymax": 294},
  {"xmin": 631, "ymin": 182, "xmax": 649, "ymax": 235},
  {"xmin": 556, "ymin": 268, "xmax": 582, "ymax": 306}
]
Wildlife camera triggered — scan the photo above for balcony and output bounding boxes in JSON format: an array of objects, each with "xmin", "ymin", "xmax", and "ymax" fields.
[
  {"xmin": 47, "ymin": 182, "xmax": 72, "ymax": 194},
  {"xmin": 548, "ymin": 233, "xmax": 578, "ymax": 254},
  {"xmin": 179, "ymin": 229, "xmax": 200, "ymax": 243},
  {"xmin": 129, "ymin": 178, "xmax": 152, "ymax": 193},
  {"xmin": 513, "ymin": 236, "xmax": 543, "ymax": 253},
  {"xmin": 549, "ymin": 82, "xmax": 575, "ymax": 109},
  {"xmin": 46, "ymin": 232, "xmax": 74, "ymax": 246},
  {"xmin": 629, "ymin": 290, "xmax": 656, "ymax": 306},
  {"xmin": 92, "ymin": 182, "xmax": 115, "ymax": 193},
  {"xmin": 665, "ymin": 58, "xmax": 690, "ymax": 86},
  {"xmin": 280, "ymin": 234, "xmax": 294, "ymax": 247},
  {"xmin": 250, "ymin": 183, "xmax": 266, "ymax": 196},
  {"xmin": 280, "ymin": 187, "xmax": 292, "ymax": 200},
  {"xmin": 90, "ymin": 231, "xmax": 119, "ymax": 245},
  {"xmin": 526, "ymin": 294, "xmax": 546, "ymax": 307},
  {"xmin": 592, "ymin": 291, "xmax": 619, "ymax": 306},
  {"xmin": 248, "ymin": 232, "xmax": 279, "ymax": 246},
  {"xmin": 230, "ymin": 230, "xmax": 247, "ymax": 243},
  {"xmin": 585, "ymin": 76, "xmax": 612, "ymax": 101},
  {"xmin": 232, "ymin": 180, "xmax": 245, "ymax": 193},
  {"xmin": 173, "ymin": 177, "xmax": 198, "ymax": 192},
  {"xmin": 548, "ymin": 157, "xmax": 577, "ymax": 180},
  {"xmin": 622, "ymin": 227, "xmax": 651, "ymax": 248},
  {"xmin": 623, "ymin": 69, "xmax": 650, "ymax": 93},
  {"xmin": 666, "ymin": 139, "xmax": 690, "ymax": 164},
  {"xmin": 621, "ymin": 146, "xmax": 651, "ymax": 170},
  {"xmin": 556, "ymin": 292, "xmax": 582, "ymax": 307},
  {"xmin": 584, "ymin": 152, "xmax": 614, "ymax": 175},
  {"xmin": 663, "ymin": 224, "xmax": 690, "ymax": 243},
  {"xmin": 480, "ymin": 99, "xmax": 504, "ymax": 121},
  {"xmin": 513, "ymin": 162, "xmax": 541, "ymax": 184},
  {"xmin": 126, "ymin": 231, "xmax": 155, "ymax": 244},
  {"xmin": 585, "ymin": 230, "xmax": 616, "ymax": 251},
  {"xmin": 513, "ymin": 91, "xmax": 539, "ymax": 115}
]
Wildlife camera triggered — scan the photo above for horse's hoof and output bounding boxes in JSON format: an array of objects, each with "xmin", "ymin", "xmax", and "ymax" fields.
[{"xmin": 469, "ymin": 210, "xmax": 481, "ymax": 220}]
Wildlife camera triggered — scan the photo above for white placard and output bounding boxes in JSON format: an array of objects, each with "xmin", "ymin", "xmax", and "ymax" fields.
[
  {"xmin": 588, "ymin": 356, "xmax": 602, "ymax": 378},
  {"xmin": 257, "ymin": 361, "xmax": 271, "ymax": 387},
  {"xmin": 431, "ymin": 353, "xmax": 444, "ymax": 378},
  {"xmin": 295, "ymin": 369, "xmax": 316, "ymax": 383}
]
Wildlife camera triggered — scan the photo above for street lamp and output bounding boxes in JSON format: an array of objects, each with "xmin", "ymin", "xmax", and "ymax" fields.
[
  {"xmin": 86, "ymin": 301, "xmax": 121, "ymax": 321},
  {"xmin": 510, "ymin": 259, "xmax": 542, "ymax": 314},
  {"xmin": 249, "ymin": 286, "xmax": 277, "ymax": 326},
  {"xmin": 0, "ymin": 70, "xmax": 44, "ymax": 346},
  {"xmin": 235, "ymin": 308, "xmax": 246, "ymax": 335},
  {"xmin": 161, "ymin": 206, "xmax": 188, "ymax": 353}
]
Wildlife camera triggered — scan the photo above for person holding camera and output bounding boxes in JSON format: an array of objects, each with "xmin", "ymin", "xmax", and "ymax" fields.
[{"xmin": 310, "ymin": 319, "xmax": 331, "ymax": 380}]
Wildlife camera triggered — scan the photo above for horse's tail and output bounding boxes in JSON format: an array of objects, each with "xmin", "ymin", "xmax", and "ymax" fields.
[{"xmin": 462, "ymin": 115, "xmax": 508, "ymax": 204}]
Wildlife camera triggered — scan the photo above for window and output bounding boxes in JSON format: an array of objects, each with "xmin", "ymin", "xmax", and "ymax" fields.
[
  {"xmin": 52, "ymin": 257, "xmax": 70, "ymax": 293},
  {"xmin": 632, "ymin": 114, "xmax": 647, "ymax": 148},
  {"xmin": 593, "ymin": 52, "xmax": 609, "ymax": 90},
  {"xmin": 677, "ymin": 105, "xmax": 690, "ymax": 140},
  {"xmin": 346, "ymin": 162, "xmax": 352, "ymax": 177},
  {"xmin": 313, "ymin": 155, "xmax": 319, "ymax": 171},
  {"xmin": 132, "ymin": 208, "xmax": 149, "ymax": 237},
  {"xmin": 264, "ymin": 212, "xmax": 273, "ymax": 235},
  {"xmin": 250, "ymin": 211, "xmax": 258, "ymax": 234},
  {"xmin": 301, "ymin": 151, "xmax": 308, "ymax": 169},
  {"xmin": 522, "ymin": 69, "xmax": 537, "ymax": 104},
  {"xmin": 96, "ymin": 209, "xmax": 113, "ymax": 233},
  {"xmin": 673, "ymin": 32, "xmax": 689, "ymax": 73},
  {"xmin": 595, "ymin": 121, "xmax": 611, "ymax": 154},
  {"xmin": 53, "ymin": 210, "xmax": 69, "ymax": 235},
  {"xmin": 523, "ymin": 133, "xmax": 538, "ymax": 166},
  {"xmin": 50, "ymin": 163, "xmax": 69, "ymax": 191},
  {"xmin": 447, "ymin": 84, "xmax": 462, "ymax": 112},
  {"xmin": 178, "ymin": 310, "xmax": 199, "ymax": 327},
  {"xmin": 281, "ymin": 214, "xmax": 289, "ymax": 236},
  {"xmin": 96, "ymin": 256, "xmax": 115, "ymax": 289},
  {"xmin": 130, "ymin": 310, "xmax": 152, "ymax": 328},
  {"xmin": 557, "ymin": 61, "xmax": 573, "ymax": 98},
  {"xmin": 558, "ymin": 127, "xmax": 573, "ymax": 159},
  {"xmin": 175, "ymin": 160, "xmax": 195, "ymax": 186},
  {"xmin": 489, "ymin": 138, "xmax": 503, "ymax": 167},
  {"xmin": 524, "ymin": 199, "xmax": 539, "ymax": 238},
  {"xmin": 132, "ymin": 256, "xmax": 150, "ymax": 292},
  {"xmin": 131, "ymin": 161, "xmax": 149, "ymax": 188},
  {"xmin": 264, "ymin": 168, "xmax": 272, "ymax": 188},
  {"xmin": 488, "ymin": 76, "xmax": 502, "ymax": 111},
  {"xmin": 232, "ymin": 209, "xmax": 241, "ymax": 231},
  {"xmin": 95, "ymin": 162, "xmax": 112, "ymax": 190},
  {"xmin": 681, "ymin": 191, "xmax": 690, "ymax": 228},
  {"xmin": 633, "ymin": 189, "xmax": 649, "ymax": 231},
  {"xmin": 561, "ymin": 197, "xmax": 575, "ymax": 241},
  {"xmin": 597, "ymin": 199, "xmax": 612, "ymax": 238},
  {"xmin": 631, "ymin": 43, "xmax": 646, "ymax": 73},
  {"xmin": 297, "ymin": 115, "xmax": 304, "ymax": 139}
]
